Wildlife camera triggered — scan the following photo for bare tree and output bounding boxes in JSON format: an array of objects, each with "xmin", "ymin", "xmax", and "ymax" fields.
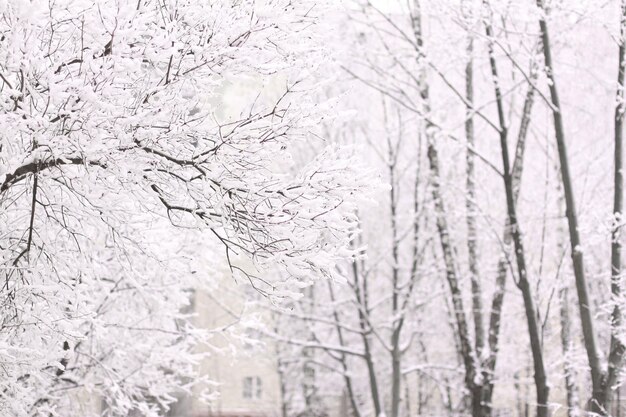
[{"xmin": 534, "ymin": 0, "xmax": 626, "ymax": 412}]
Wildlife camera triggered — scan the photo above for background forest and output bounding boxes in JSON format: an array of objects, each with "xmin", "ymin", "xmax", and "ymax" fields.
[{"xmin": 1, "ymin": 0, "xmax": 625, "ymax": 417}]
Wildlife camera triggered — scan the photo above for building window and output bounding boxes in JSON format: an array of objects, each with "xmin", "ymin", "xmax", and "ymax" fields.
[{"xmin": 242, "ymin": 376, "xmax": 262, "ymax": 399}]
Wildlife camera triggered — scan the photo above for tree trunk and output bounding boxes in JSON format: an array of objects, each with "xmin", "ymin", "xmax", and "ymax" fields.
[
  {"xmin": 603, "ymin": 0, "xmax": 626, "ymax": 411},
  {"xmin": 411, "ymin": 4, "xmax": 478, "ymax": 414},
  {"xmin": 465, "ymin": 35, "xmax": 485, "ymax": 364},
  {"xmin": 535, "ymin": 0, "xmax": 626, "ymax": 413},
  {"xmin": 553, "ymin": 177, "xmax": 581, "ymax": 417},
  {"xmin": 391, "ymin": 330, "xmax": 402, "ymax": 417},
  {"xmin": 559, "ymin": 286, "xmax": 580, "ymax": 417},
  {"xmin": 388, "ymin": 134, "xmax": 402, "ymax": 417},
  {"xmin": 484, "ymin": 4, "xmax": 550, "ymax": 414},
  {"xmin": 328, "ymin": 282, "xmax": 362, "ymax": 417},
  {"xmin": 465, "ymin": 33, "xmax": 493, "ymax": 417},
  {"xmin": 427, "ymin": 138, "xmax": 478, "ymax": 407},
  {"xmin": 534, "ymin": 1, "xmax": 605, "ymax": 410},
  {"xmin": 483, "ymin": 76, "xmax": 536, "ymax": 416},
  {"xmin": 351, "ymin": 260, "xmax": 383, "ymax": 416}
]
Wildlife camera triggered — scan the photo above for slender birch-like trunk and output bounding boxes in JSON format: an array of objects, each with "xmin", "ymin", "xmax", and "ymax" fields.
[
  {"xmin": 328, "ymin": 282, "xmax": 362, "ymax": 417},
  {"xmin": 535, "ymin": 0, "xmax": 626, "ymax": 412},
  {"xmin": 604, "ymin": 0, "xmax": 626, "ymax": 410},
  {"xmin": 484, "ymin": 3, "xmax": 549, "ymax": 414},
  {"xmin": 351, "ymin": 259, "xmax": 383, "ymax": 416}
]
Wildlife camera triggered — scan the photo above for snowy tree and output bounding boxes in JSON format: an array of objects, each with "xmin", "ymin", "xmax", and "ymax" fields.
[
  {"xmin": 270, "ymin": 1, "xmax": 626, "ymax": 417},
  {"xmin": 0, "ymin": 0, "xmax": 365, "ymax": 415}
]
